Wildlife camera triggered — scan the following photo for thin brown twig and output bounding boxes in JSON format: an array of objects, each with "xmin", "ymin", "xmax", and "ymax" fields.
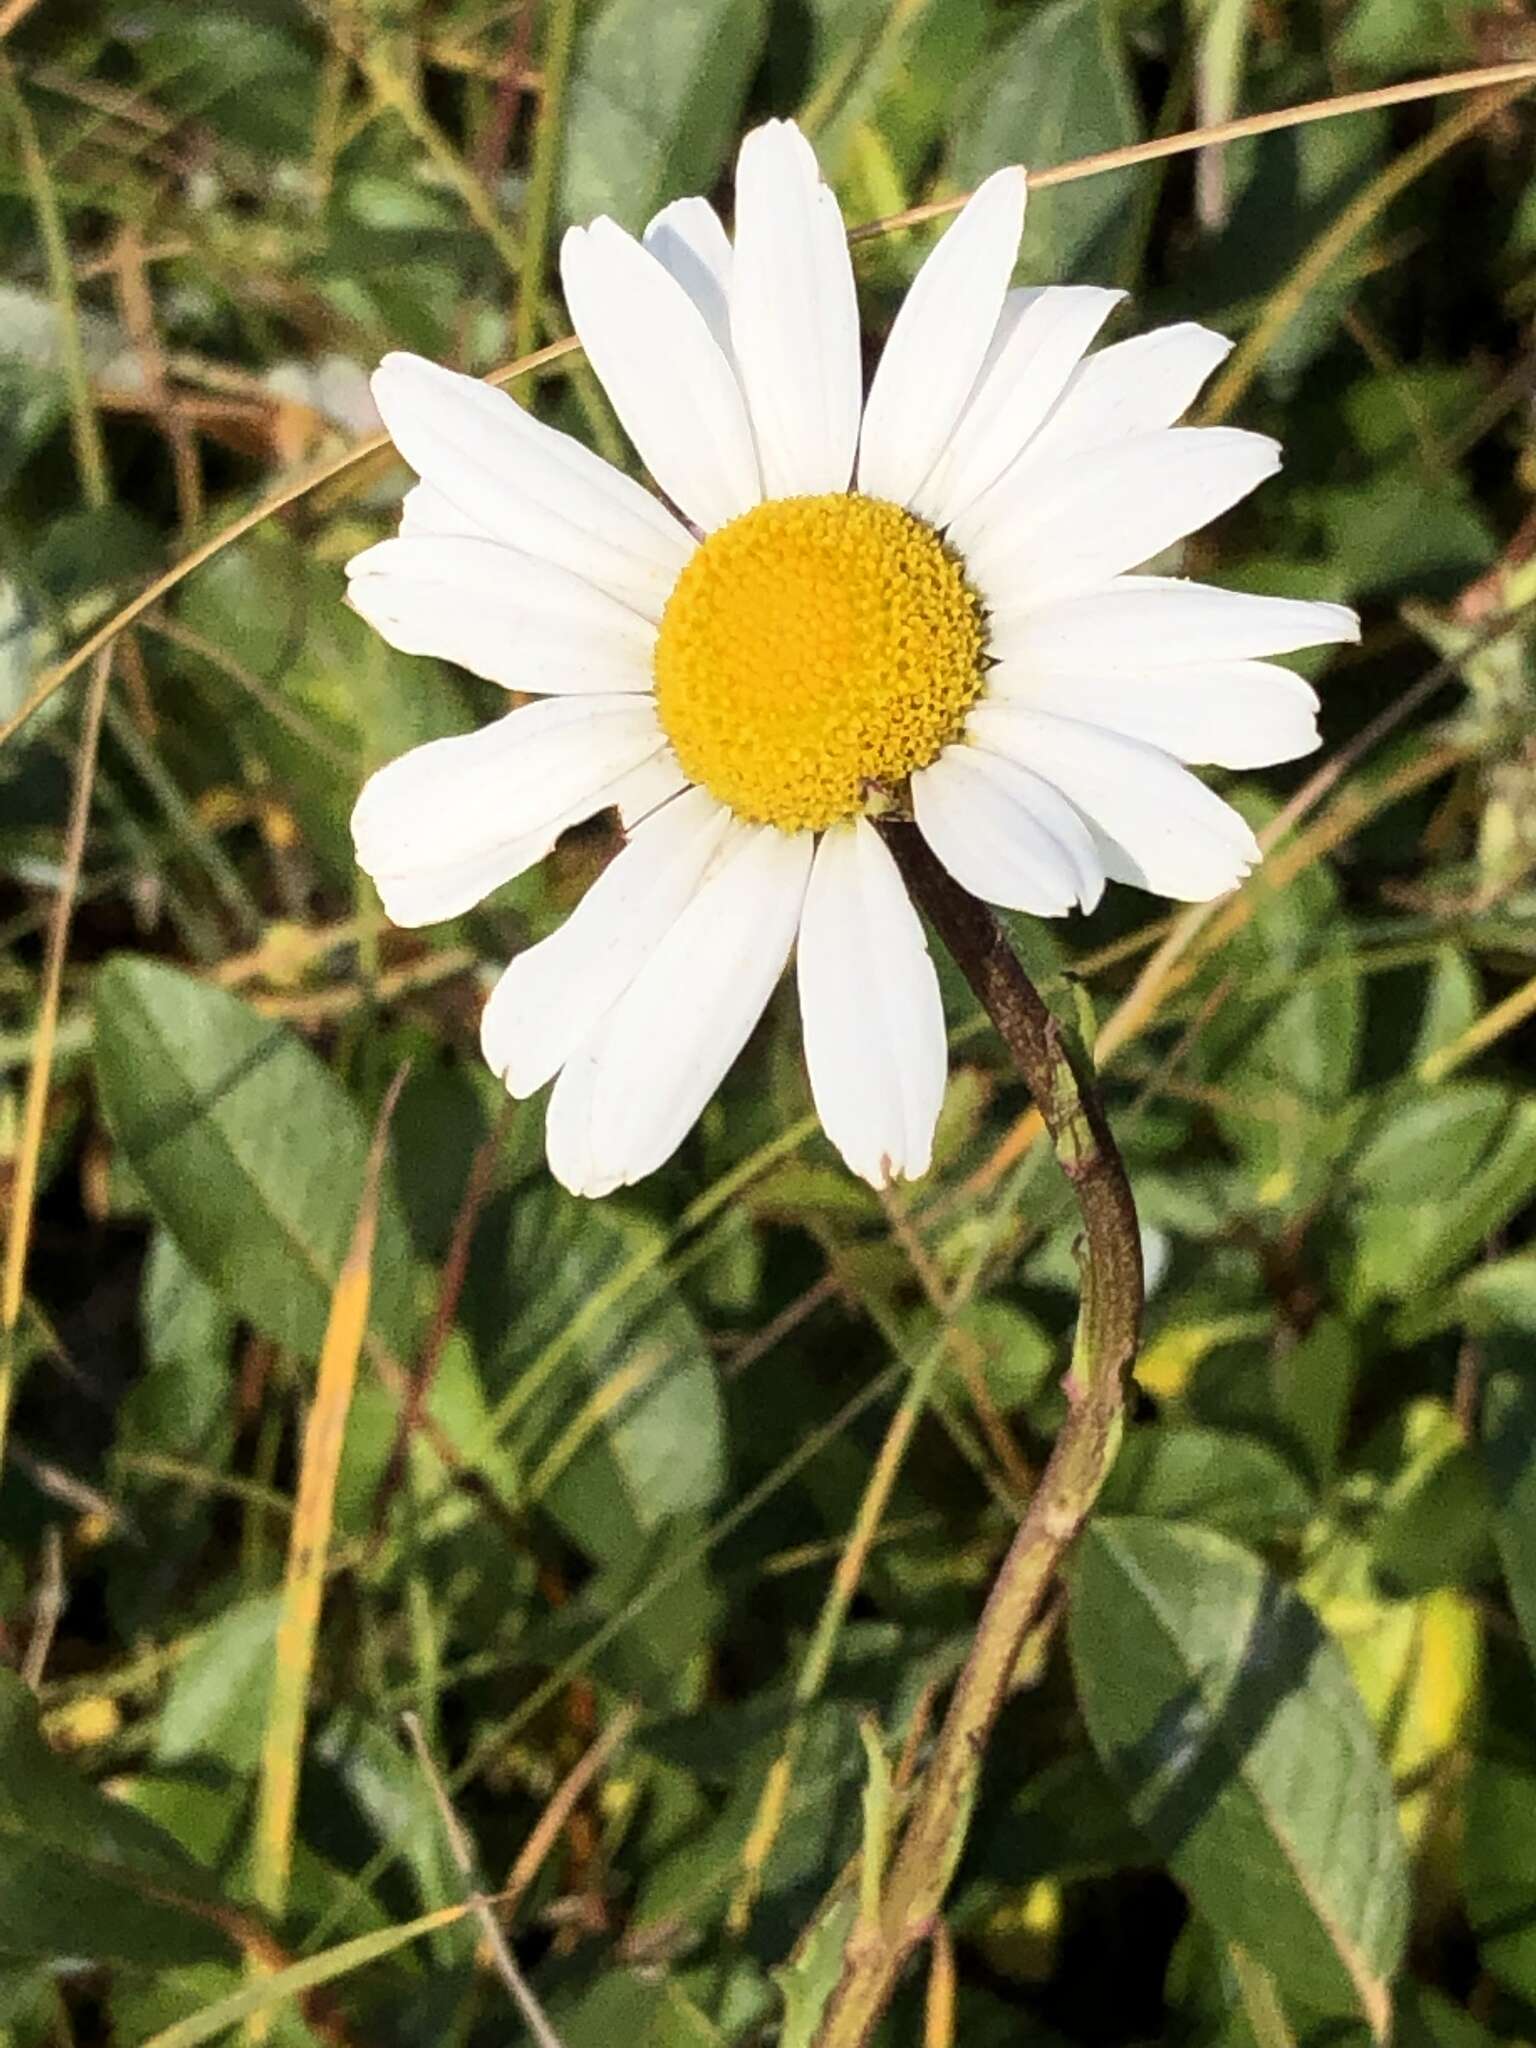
[
  {"xmin": 720, "ymin": 1269, "xmax": 845, "ymax": 1381},
  {"xmin": 401, "ymin": 1713, "xmax": 568, "ymax": 2048},
  {"xmin": 474, "ymin": 0, "xmax": 538, "ymax": 190},
  {"xmin": 372, "ymin": 1103, "xmax": 514, "ymax": 1536},
  {"xmin": 502, "ymin": 1703, "xmax": 639, "ymax": 1914},
  {"xmin": 112, "ymin": 220, "xmax": 203, "ymax": 533}
]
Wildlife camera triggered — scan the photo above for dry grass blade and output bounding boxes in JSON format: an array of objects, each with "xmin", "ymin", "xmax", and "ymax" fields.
[
  {"xmin": 1201, "ymin": 86, "xmax": 1518, "ymax": 423},
  {"xmin": 142, "ymin": 1902, "xmax": 473, "ymax": 2048},
  {"xmin": 0, "ymin": 0, "xmax": 45, "ymax": 35},
  {"xmin": 847, "ymin": 59, "xmax": 1536, "ymax": 239},
  {"xmin": 0, "ymin": 337, "xmax": 578, "ymax": 753},
  {"xmin": 1420, "ymin": 967, "xmax": 1536, "ymax": 1084},
  {"xmin": 20, "ymin": 1525, "xmax": 65, "ymax": 1690},
  {"xmin": 7, "ymin": 60, "xmax": 1536, "ymax": 755},
  {"xmin": 250, "ymin": 1063, "xmax": 410, "ymax": 1921},
  {"xmin": 0, "ymin": 648, "xmax": 113, "ymax": 1473},
  {"xmin": 924, "ymin": 1921, "xmax": 957, "ymax": 2048}
]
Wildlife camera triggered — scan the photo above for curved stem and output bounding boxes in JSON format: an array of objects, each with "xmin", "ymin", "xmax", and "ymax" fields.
[{"xmin": 811, "ymin": 825, "xmax": 1143, "ymax": 2048}]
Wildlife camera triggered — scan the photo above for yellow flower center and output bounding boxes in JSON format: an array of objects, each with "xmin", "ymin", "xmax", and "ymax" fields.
[{"xmin": 652, "ymin": 493, "xmax": 987, "ymax": 833}]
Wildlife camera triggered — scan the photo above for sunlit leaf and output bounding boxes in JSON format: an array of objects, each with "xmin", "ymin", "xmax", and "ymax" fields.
[
  {"xmin": 1070, "ymin": 1518, "xmax": 1408, "ymax": 2032},
  {"xmin": 93, "ymin": 958, "xmax": 417, "ymax": 1361}
]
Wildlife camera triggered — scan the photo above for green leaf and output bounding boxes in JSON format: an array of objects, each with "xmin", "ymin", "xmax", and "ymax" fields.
[
  {"xmin": 555, "ymin": 1970, "xmax": 726, "ymax": 2048},
  {"xmin": 1351, "ymin": 1082, "xmax": 1508, "ymax": 1206},
  {"xmin": 0, "ymin": 1670, "xmax": 231, "ymax": 1968},
  {"xmin": 1271, "ymin": 1315, "xmax": 1358, "ymax": 1489},
  {"xmin": 117, "ymin": 1231, "xmax": 237, "ymax": 1488},
  {"xmin": 1099, "ymin": 1424, "xmax": 1312, "ymax": 1541},
  {"xmin": 561, "ymin": 0, "xmax": 770, "ymax": 233},
  {"xmin": 1394, "ymin": 1982, "xmax": 1507, "ymax": 2048},
  {"xmin": 156, "ymin": 1595, "xmax": 282, "ymax": 1771},
  {"xmin": 1069, "ymin": 1518, "xmax": 1408, "ymax": 2032},
  {"xmin": 1410, "ymin": 949, "xmax": 1482, "ymax": 1068},
  {"xmin": 1351, "ymin": 1096, "xmax": 1536, "ymax": 1309},
  {"xmin": 947, "ymin": 0, "xmax": 1140, "ymax": 280},
  {"xmin": 1481, "ymin": 1364, "xmax": 1536, "ymax": 1676},
  {"xmin": 775, "ymin": 1895, "xmax": 858, "ymax": 2048},
  {"xmin": 1463, "ymin": 1757, "xmax": 1536, "ymax": 2004},
  {"xmin": 1212, "ymin": 949, "xmax": 1362, "ymax": 1213},
  {"xmin": 93, "ymin": 957, "xmax": 417, "ymax": 1361},
  {"xmin": 1451, "ymin": 1255, "xmax": 1536, "ymax": 1335},
  {"xmin": 1367, "ymin": 1400, "xmax": 1494, "ymax": 1598}
]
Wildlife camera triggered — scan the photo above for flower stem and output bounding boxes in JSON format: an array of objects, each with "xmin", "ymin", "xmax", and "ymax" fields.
[{"xmin": 810, "ymin": 824, "xmax": 1144, "ymax": 2048}]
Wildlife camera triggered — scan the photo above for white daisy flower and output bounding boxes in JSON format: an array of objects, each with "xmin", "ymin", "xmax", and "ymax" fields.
[{"xmin": 347, "ymin": 119, "xmax": 1357, "ymax": 1199}]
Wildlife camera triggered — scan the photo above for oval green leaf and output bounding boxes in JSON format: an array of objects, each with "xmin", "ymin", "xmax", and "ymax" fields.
[
  {"xmin": 1069, "ymin": 1517, "xmax": 1407, "ymax": 2034},
  {"xmin": 947, "ymin": 0, "xmax": 1141, "ymax": 279},
  {"xmin": 561, "ymin": 0, "xmax": 769, "ymax": 233},
  {"xmin": 94, "ymin": 956, "xmax": 417, "ymax": 1361},
  {"xmin": 0, "ymin": 1671, "xmax": 230, "ymax": 1969},
  {"xmin": 1481, "ymin": 1363, "xmax": 1536, "ymax": 1675}
]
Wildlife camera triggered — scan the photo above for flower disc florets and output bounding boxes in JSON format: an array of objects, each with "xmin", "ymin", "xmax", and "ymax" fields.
[{"xmin": 653, "ymin": 492, "xmax": 987, "ymax": 832}]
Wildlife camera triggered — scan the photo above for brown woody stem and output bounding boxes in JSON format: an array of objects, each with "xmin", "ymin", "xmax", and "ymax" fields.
[{"xmin": 811, "ymin": 824, "xmax": 1144, "ymax": 2048}]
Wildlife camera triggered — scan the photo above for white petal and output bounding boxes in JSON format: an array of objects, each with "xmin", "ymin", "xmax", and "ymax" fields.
[
  {"xmin": 1014, "ymin": 323, "xmax": 1234, "ymax": 472},
  {"xmin": 481, "ymin": 785, "xmax": 733, "ymax": 1097},
  {"xmin": 370, "ymin": 353, "xmax": 693, "ymax": 619},
  {"xmin": 913, "ymin": 744, "xmax": 1104, "ymax": 917},
  {"xmin": 797, "ymin": 820, "xmax": 947, "ymax": 1186},
  {"xmin": 346, "ymin": 536, "xmax": 656, "ymax": 694},
  {"xmin": 545, "ymin": 823, "xmax": 813, "ymax": 1196},
  {"xmin": 542, "ymin": 1035, "xmax": 610, "ymax": 1199},
  {"xmin": 988, "ymin": 657, "xmax": 1320, "ymax": 768},
  {"xmin": 987, "ymin": 574, "xmax": 1360, "ymax": 670},
  {"xmin": 372, "ymin": 846, "xmax": 541, "ymax": 931},
  {"xmin": 643, "ymin": 197, "xmax": 735, "ymax": 366},
  {"xmin": 351, "ymin": 696, "xmax": 668, "ymax": 926},
  {"xmin": 399, "ymin": 480, "xmax": 493, "ymax": 543},
  {"xmin": 613, "ymin": 746, "xmax": 689, "ymax": 828},
  {"xmin": 969, "ymin": 701, "xmax": 1259, "ymax": 902},
  {"xmin": 913, "ymin": 285, "xmax": 1123, "ymax": 528},
  {"xmin": 561, "ymin": 218, "xmax": 761, "ymax": 532},
  {"xmin": 729, "ymin": 119, "xmax": 862, "ymax": 497},
  {"xmin": 857, "ymin": 166, "xmax": 1027, "ymax": 509},
  {"xmin": 958, "ymin": 427, "xmax": 1281, "ymax": 613}
]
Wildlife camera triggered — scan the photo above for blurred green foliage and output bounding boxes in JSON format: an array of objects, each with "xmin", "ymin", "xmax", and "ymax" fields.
[{"xmin": 2, "ymin": 0, "xmax": 1536, "ymax": 2044}]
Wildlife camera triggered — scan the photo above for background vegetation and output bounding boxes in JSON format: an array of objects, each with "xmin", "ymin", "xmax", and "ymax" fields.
[{"xmin": 3, "ymin": 1, "xmax": 1536, "ymax": 2043}]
